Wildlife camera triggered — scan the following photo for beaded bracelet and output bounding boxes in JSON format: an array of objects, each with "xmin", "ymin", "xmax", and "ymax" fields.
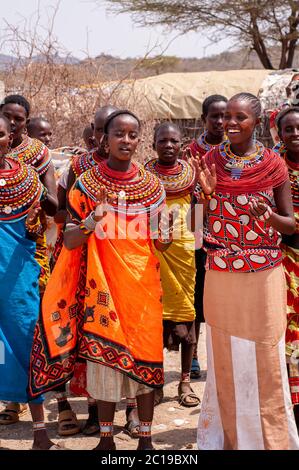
[
  {"xmin": 257, "ymin": 206, "xmax": 273, "ymax": 221},
  {"xmin": 83, "ymin": 211, "xmax": 97, "ymax": 231},
  {"xmin": 25, "ymin": 218, "xmax": 43, "ymax": 236},
  {"xmin": 200, "ymin": 190, "xmax": 215, "ymax": 200},
  {"xmin": 79, "ymin": 223, "xmax": 93, "ymax": 236}
]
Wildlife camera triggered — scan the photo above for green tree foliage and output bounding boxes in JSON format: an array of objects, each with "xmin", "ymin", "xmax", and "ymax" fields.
[{"xmin": 103, "ymin": 0, "xmax": 299, "ymax": 69}]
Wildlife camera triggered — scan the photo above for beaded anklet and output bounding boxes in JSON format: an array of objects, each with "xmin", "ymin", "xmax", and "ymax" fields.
[{"xmin": 100, "ymin": 421, "xmax": 114, "ymax": 438}]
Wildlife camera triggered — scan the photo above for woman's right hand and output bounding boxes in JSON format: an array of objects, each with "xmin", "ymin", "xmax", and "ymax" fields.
[
  {"xmin": 191, "ymin": 155, "xmax": 217, "ymax": 195},
  {"xmin": 94, "ymin": 187, "xmax": 117, "ymax": 222}
]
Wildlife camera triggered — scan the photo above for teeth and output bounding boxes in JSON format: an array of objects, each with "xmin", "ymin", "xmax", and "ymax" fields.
[{"xmin": 228, "ymin": 129, "xmax": 240, "ymax": 133}]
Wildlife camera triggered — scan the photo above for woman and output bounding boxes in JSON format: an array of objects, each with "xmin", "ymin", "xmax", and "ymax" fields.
[
  {"xmin": 183, "ymin": 94, "xmax": 227, "ymax": 379},
  {"xmin": 0, "ymin": 114, "xmax": 61, "ymax": 450},
  {"xmin": 275, "ymin": 107, "xmax": 299, "ymax": 429},
  {"xmin": 183, "ymin": 94, "xmax": 228, "ymax": 160},
  {"xmin": 51, "ymin": 106, "xmax": 119, "ymax": 437},
  {"xmin": 193, "ymin": 93, "xmax": 299, "ymax": 450},
  {"xmin": 0, "ymin": 94, "xmax": 58, "ymax": 424},
  {"xmin": 1, "ymin": 94, "xmax": 57, "ymax": 216},
  {"xmin": 29, "ymin": 110, "xmax": 173, "ymax": 451},
  {"xmin": 145, "ymin": 122, "xmax": 200, "ymax": 407}
]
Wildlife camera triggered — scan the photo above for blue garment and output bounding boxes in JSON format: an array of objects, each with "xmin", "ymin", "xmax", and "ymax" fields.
[{"xmin": 0, "ymin": 220, "xmax": 43, "ymax": 403}]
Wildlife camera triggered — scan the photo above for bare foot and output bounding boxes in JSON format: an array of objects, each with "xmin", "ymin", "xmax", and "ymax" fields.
[
  {"xmin": 32, "ymin": 430, "xmax": 60, "ymax": 450},
  {"xmin": 93, "ymin": 438, "xmax": 116, "ymax": 451},
  {"xmin": 137, "ymin": 437, "xmax": 154, "ymax": 450}
]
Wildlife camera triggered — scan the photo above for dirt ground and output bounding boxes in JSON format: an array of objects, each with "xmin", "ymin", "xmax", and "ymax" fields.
[{"xmin": 0, "ymin": 325, "xmax": 207, "ymax": 451}]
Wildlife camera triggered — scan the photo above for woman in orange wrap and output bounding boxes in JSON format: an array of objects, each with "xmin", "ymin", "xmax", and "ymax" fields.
[{"xmin": 29, "ymin": 110, "xmax": 175, "ymax": 450}]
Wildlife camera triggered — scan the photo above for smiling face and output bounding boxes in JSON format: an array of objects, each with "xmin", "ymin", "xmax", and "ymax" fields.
[
  {"xmin": 203, "ymin": 101, "xmax": 227, "ymax": 139},
  {"xmin": 1, "ymin": 103, "xmax": 28, "ymax": 145},
  {"xmin": 223, "ymin": 99, "xmax": 258, "ymax": 145},
  {"xmin": 154, "ymin": 125, "xmax": 181, "ymax": 166},
  {"xmin": 279, "ymin": 111, "xmax": 299, "ymax": 156},
  {"xmin": 107, "ymin": 114, "xmax": 140, "ymax": 161}
]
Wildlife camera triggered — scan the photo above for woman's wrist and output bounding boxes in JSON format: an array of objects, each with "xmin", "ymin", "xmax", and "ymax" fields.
[
  {"xmin": 256, "ymin": 206, "xmax": 273, "ymax": 221},
  {"xmin": 25, "ymin": 218, "xmax": 43, "ymax": 236},
  {"xmin": 199, "ymin": 190, "xmax": 216, "ymax": 200}
]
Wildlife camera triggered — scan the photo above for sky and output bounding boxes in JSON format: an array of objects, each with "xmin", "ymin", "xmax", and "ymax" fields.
[{"xmin": 0, "ymin": 0, "xmax": 232, "ymax": 59}]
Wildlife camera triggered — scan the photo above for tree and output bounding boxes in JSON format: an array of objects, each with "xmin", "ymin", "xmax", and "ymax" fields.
[{"xmin": 102, "ymin": 0, "xmax": 299, "ymax": 70}]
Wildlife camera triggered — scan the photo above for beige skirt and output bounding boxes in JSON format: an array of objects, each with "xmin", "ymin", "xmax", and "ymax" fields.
[{"xmin": 198, "ymin": 265, "xmax": 299, "ymax": 450}]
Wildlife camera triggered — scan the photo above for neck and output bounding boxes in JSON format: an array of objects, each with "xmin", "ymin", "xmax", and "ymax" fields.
[
  {"xmin": 230, "ymin": 138, "xmax": 256, "ymax": 157},
  {"xmin": 12, "ymin": 135, "xmax": 24, "ymax": 148},
  {"xmin": 106, "ymin": 156, "xmax": 132, "ymax": 172},
  {"xmin": 205, "ymin": 131, "xmax": 223, "ymax": 145},
  {"xmin": 0, "ymin": 157, "xmax": 10, "ymax": 170},
  {"xmin": 157, "ymin": 158, "xmax": 178, "ymax": 167},
  {"xmin": 286, "ymin": 149, "xmax": 299, "ymax": 164}
]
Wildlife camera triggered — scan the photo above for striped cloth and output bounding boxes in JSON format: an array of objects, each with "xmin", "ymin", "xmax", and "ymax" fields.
[{"xmin": 197, "ymin": 265, "xmax": 299, "ymax": 450}]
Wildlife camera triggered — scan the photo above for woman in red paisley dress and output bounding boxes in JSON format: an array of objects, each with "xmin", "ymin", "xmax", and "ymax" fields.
[{"xmin": 192, "ymin": 93, "xmax": 298, "ymax": 450}]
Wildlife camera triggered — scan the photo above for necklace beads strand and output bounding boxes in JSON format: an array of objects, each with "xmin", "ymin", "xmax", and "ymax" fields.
[
  {"xmin": 220, "ymin": 140, "xmax": 264, "ymax": 180},
  {"xmin": 145, "ymin": 158, "xmax": 195, "ymax": 197},
  {"xmin": 79, "ymin": 161, "xmax": 164, "ymax": 215},
  {"xmin": 0, "ymin": 158, "xmax": 43, "ymax": 220}
]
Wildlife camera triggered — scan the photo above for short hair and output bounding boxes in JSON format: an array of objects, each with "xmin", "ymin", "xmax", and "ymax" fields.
[
  {"xmin": 27, "ymin": 117, "xmax": 50, "ymax": 133},
  {"xmin": 103, "ymin": 109, "xmax": 141, "ymax": 134},
  {"xmin": 153, "ymin": 121, "xmax": 181, "ymax": 143},
  {"xmin": 229, "ymin": 92, "xmax": 262, "ymax": 118},
  {"xmin": 82, "ymin": 124, "xmax": 93, "ymax": 137},
  {"xmin": 202, "ymin": 94, "xmax": 228, "ymax": 117},
  {"xmin": 94, "ymin": 105, "xmax": 119, "ymax": 122},
  {"xmin": 276, "ymin": 106, "xmax": 299, "ymax": 134},
  {"xmin": 1, "ymin": 94, "xmax": 31, "ymax": 117},
  {"xmin": 0, "ymin": 113, "xmax": 11, "ymax": 131}
]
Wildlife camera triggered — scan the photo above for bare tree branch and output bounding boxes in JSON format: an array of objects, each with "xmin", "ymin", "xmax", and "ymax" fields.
[{"xmin": 101, "ymin": 0, "xmax": 299, "ymax": 69}]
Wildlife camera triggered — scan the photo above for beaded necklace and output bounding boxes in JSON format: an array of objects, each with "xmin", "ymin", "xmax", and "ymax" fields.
[
  {"xmin": 0, "ymin": 158, "xmax": 43, "ymax": 222},
  {"xmin": 220, "ymin": 140, "xmax": 265, "ymax": 180},
  {"xmin": 285, "ymin": 156, "xmax": 299, "ymax": 210},
  {"xmin": 273, "ymin": 142, "xmax": 299, "ymax": 211},
  {"xmin": 72, "ymin": 149, "xmax": 106, "ymax": 177},
  {"xmin": 145, "ymin": 158, "xmax": 195, "ymax": 197},
  {"xmin": 273, "ymin": 141, "xmax": 287, "ymax": 157},
  {"xmin": 103, "ymin": 161, "xmax": 139, "ymax": 180},
  {"xmin": 8, "ymin": 135, "xmax": 51, "ymax": 176},
  {"xmin": 197, "ymin": 131, "xmax": 215, "ymax": 152},
  {"xmin": 78, "ymin": 161, "xmax": 165, "ymax": 216}
]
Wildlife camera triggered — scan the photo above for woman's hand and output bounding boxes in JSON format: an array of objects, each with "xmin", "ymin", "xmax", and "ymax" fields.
[
  {"xmin": 191, "ymin": 155, "xmax": 216, "ymax": 195},
  {"xmin": 94, "ymin": 187, "xmax": 117, "ymax": 222},
  {"xmin": 248, "ymin": 197, "xmax": 269, "ymax": 218},
  {"xmin": 27, "ymin": 201, "xmax": 42, "ymax": 226}
]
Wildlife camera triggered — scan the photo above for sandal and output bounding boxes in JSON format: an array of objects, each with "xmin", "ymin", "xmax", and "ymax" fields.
[
  {"xmin": 58, "ymin": 409, "xmax": 80, "ymax": 436},
  {"xmin": 178, "ymin": 382, "xmax": 200, "ymax": 408},
  {"xmin": 124, "ymin": 419, "xmax": 140, "ymax": 439},
  {"xmin": 190, "ymin": 358, "xmax": 201, "ymax": 379},
  {"xmin": 0, "ymin": 403, "xmax": 28, "ymax": 425}
]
